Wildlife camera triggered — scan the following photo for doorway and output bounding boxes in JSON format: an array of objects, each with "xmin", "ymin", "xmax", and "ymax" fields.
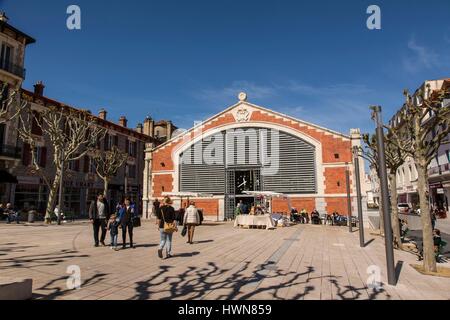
[{"xmin": 224, "ymin": 168, "xmax": 261, "ymax": 219}]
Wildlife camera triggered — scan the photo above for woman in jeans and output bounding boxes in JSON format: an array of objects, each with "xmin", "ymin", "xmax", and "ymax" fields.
[
  {"xmin": 183, "ymin": 201, "xmax": 200, "ymax": 244},
  {"xmin": 156, "ymin": 197, "xmax": 177, "ymax": 259}
]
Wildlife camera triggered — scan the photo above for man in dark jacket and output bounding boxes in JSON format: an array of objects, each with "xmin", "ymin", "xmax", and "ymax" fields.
[{"xmin": 89, "ymin": 193, "xmax": 110, "ymax": 247}]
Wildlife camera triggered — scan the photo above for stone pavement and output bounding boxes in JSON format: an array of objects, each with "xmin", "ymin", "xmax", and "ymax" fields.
[{"xmin": 1, "ymin": 220, "xmax": 450, "ymax": 300}]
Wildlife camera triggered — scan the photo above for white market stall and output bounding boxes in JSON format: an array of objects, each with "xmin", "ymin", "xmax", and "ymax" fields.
[{"xmin": 233, "ymin": 191, "xmax": 292, "ymax": 229}]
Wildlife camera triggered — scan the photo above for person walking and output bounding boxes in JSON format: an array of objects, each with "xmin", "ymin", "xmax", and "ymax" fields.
[
  {"xmin": 153, "ymin": 198, "xmax": 161, "ymax": 217},
  {"xmin": 89, "ymin": 193, "xmax": 110, "ymax": 247},
  {"xmin": 156, "ymin": 197, "xmax": 177, "ymax": 259},
  {"xmin": 4, "ymin": 203, "xmax": 18, "ymax": 224},
  {"xmin": 119, "ymin": 197, "xmax": 136, "ymax": 249},
  {"xmin": 107, "ymin": 213, "xmax": 120, "ymax": 250},
  {"xmin": 183, "ymin": 201, "xmax": 200, "ymax": 244}
]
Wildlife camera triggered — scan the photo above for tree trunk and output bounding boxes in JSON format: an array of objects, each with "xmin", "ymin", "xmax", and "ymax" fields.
[
  {"xmin": 389, "ymin": 173, "xmax": 402, "ymax": 250},
  {"xmin": 379, "ymin": 200, "xmax": 384, "ymax": 235},
  {"xmin": 416, "ymin": 163, "xmax": 437, "ymax": 273},
  {"xmin": 103, "ymin": 178, "xmax": 109, "ymax": 198},
  {"xmin": 45, "ymin": 171, "xmax": 61, "ymax": 224}
]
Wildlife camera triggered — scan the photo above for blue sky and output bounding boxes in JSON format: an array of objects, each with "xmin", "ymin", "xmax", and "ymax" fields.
[{"xmin": 1, "ymin": 0, "xmax": 450, "ymax": 135}]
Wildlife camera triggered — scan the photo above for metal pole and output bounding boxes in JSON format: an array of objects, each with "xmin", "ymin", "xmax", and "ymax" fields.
[
  {"xmin": 57, "ymin": 150, "xmax": 64, "ymax": 226},
  {"xmin": 124, "ymin": 164, "xmax": 128, "ymax": 198},
  {"xmin": 372, "ymin": 105, "xmax": 396, "ymax": 286},
  {"xmin": 345, "ymin": 164, "xmax": 352, "ymax": 232},
  {"xmin": 353, "ymin": 146, "xmax": 365, "ymax": 247}
]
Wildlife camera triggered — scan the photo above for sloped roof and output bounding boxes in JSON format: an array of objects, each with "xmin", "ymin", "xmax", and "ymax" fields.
[{"xmin": 152, "ymin": 98, "xmax": 351, "ymax": 151}]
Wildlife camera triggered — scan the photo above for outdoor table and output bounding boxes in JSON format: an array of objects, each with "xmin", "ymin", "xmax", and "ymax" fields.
[{"xmin": 234, "ymin": 214, "xmax": 275, "ymax": 229}]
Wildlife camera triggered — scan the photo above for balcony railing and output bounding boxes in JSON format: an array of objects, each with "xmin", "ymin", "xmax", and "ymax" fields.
[
  {"xmin": 0, "ymin": 144, "xmax": 21, "ymax": 159},
  {"xmin": 429, "ymin": 163, "xmax": 450, "ymax": 176},
  {"xmin": 0, "ymin": 61, "xmax": 26, "ymax": 79}
]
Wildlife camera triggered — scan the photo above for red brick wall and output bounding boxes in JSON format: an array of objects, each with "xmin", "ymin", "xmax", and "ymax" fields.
[
  {"xmin": 249, "ymin": 110, "xmax": 351, "ymax": 164},
  {"xmin": 290, "ymin": 198, "xmax": 316, "ymax": 212},
  {"xmin": 152, "ymin": 174, "xmax": 173, "ymax": 197},
  {"xmin": 325, "ymin": 197, "xmax": 350, "ymax": 215},
  {"xmin": 324, "ymin": 167, "xmax": 351, "ymax": 194},
  {"xmin": 192, "ymin": 199, "xmax": 219, "ymax": 217}
]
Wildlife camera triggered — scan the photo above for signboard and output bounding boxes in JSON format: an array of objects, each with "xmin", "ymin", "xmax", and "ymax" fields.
[
  {"xmin": 17, "ymin": 176, "xmax": 40, "ymax": 185},
  {"xmin": 437, "ymin": 188, "xmax": 444, "ymax": 194}
]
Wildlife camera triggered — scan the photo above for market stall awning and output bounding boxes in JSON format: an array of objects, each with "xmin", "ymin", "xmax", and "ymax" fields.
[
  {"xmin": 242, "ymin": 191, "xmax": 288, "ymax": 199},
  {"xmin": 161, "ymin": 192, "xmax": 214, "ymax": 198},
  {"xmin": 0, "ymin": 170, "xmax": 18, "ymax": 183}
]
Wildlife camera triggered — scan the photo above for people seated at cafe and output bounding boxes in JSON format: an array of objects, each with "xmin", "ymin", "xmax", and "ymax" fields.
[
  {"xmin": 300, "ymin": 209, "xmax": 308, "ymax": 224},
  {"xmin": 290, "ymin": 208, "xmax": 301, "ymax": 222},
  {"xmin": 310, "ymin": 209, "xmax": 321, "ymax": 225}
]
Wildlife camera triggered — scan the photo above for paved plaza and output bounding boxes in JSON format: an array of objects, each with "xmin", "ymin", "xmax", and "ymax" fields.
[{"xmin": 1, "ymin": 220, "xmax": 450, "ymax": 300}]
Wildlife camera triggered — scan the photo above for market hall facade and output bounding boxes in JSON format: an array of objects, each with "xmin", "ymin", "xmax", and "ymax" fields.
[{"xmin": 142, "ymin": 93, "xmax": 365, "ymax": 221}]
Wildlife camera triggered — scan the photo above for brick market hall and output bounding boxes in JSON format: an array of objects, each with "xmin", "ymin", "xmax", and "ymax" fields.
[{"xmin": 142, "ymin": 93, "xmax": 366, "ymax": 221}]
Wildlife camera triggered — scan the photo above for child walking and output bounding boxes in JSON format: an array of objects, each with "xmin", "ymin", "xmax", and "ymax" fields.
[{"xmin": 107, "ymin": 213, "xmax": 120, "ymax": 250}]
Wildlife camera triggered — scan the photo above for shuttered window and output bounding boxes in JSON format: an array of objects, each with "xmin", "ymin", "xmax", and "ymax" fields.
[
  {"xmin": 178, "ymin": 128, "xmax": 317, "ymax": 194},
  {"xmin": 179, "ymin": 132, "xmax": 225, "ymax": 193}
]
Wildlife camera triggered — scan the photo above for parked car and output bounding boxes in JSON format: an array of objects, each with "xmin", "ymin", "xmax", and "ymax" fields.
[{"xmin": 398, "ymin": 203, "xmax": 411, "ymax": 214}]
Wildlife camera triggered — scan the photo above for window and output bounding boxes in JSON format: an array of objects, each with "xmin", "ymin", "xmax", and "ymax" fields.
[
  {"xmin": 31, "ymin": 111, "xmax": 43, "ymax": 136},
  {"xmin": 128, "ymin": 164, "xmax": 136, "ymax": 179},
  {"xmin": 0, "ymin": 82, "xmax": 9, "ymax": 109},
  {"xmin": 126, "ymin": 140, "xmax": 137, "ymax": 157},
  {"xmin": 22, "ymin": 143, "xmax": 31, "ymax": 166},
  {"xmin": 0, "ymin": 123, "xmax": 5, "ymax": 145},
  {"xmin": 0, "ymin": 43, "xmax": 13, "ymax": 70},
  {"xmin": 69, "ymin": 158, "xmax": 80, "ymax": 172},
  {"xmin": 334, "ymin": 153, "xmax": 340, "ymax": 159},
  {"xmin": 36, "ymin": 146, "xmax": 47, "ymax": 168}
]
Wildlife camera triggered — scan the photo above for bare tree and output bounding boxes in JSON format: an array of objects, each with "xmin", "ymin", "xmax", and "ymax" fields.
[
  {"xmin": 92, "ymin": 145, "xmax": 128, "ymax": 197},
  {"xmin": 360, "ymin": 134, "xmax": 384, "ymax": 235},
  {"xmin": 0, "ymin": 83, "xmax": 27, "ymax": 124},
  {"xmin": 18, "ymin": 105, "xmax": 106, "ymax": 223},
  {"xmin": 384, "ymin": 128, "xmax": 408, "ymax": 250},
  {"xmin": 361, "ymin": 132, "xmax": 407, "ymax": 249},
  {"xmin": 390, "ymin": 83, "xmax": 450, "ymax": 272}
]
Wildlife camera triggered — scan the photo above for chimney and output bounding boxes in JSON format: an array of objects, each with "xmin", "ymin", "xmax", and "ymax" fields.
[
  {"xmin": 0, "ymin": 12, "xmax": 9, "ymax": 23},
  {"xmin": 136, "ymin": 123, "xmax": 143, "ymax": 134},
  {"xmin": 143, "ymin": 116, "xmax": 154, "ymax": 137},
  {"xmin": 119, "ymin": 116, "xmax": 128, "ymax": 127},
  {"xmin": 33, "ymin": 81, "xmax": 45, "ymax": 96},
  {"xmin": 167, "ymin": 121, "xmax": 173, "ymax": 140},
  {"xmin": 98, "ymin": 108, "xmax": 107, "ymax": 120}
]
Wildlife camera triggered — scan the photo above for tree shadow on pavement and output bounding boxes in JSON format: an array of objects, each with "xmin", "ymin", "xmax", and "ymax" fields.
[
  {"xmin": 0, "ymin": 249, "xmax": 90, "ymax": 268},
  {"xmin": 130, "ymin": 261, "xmax": 389, "ymax": 300},
  {"xmin": 33, "ymin": 272, "xmax": 108, "ymax": 300}
]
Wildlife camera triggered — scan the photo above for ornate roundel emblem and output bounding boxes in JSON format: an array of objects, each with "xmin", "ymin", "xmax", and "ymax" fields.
[{"xmin": 236, "ymin": 107, "xmax": 250, "ymax": 122}]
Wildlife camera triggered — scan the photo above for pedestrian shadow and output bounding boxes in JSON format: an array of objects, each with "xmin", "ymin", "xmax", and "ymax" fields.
[
  {"xmin": 131, "ymin": 243, "xmax": 158, "ymax": 249},
  {"xmin": 172, "ymin": 251, "xmax": 200, "ymax": 258},
  {"xmin": 394, "ymin": 260, "xmax": 404, "ymax": 285},
  {"xmin": 194, "ymin": 240, "xmax": 214, "ymax": 244}
]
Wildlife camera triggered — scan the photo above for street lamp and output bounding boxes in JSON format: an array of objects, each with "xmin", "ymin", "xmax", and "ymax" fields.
[
  {"xmin": 371, "ymin": 105, "xmax": 396, "ymax": 286},
  {"xmin": 353, "ymin": 146, "xmax": 365, "ymax": 247},
  {"xmin": 345, "ymin": 162, "xmax": 352, "ymax": 233}
]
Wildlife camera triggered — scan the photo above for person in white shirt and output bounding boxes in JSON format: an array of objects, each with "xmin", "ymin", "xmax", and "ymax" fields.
[{"xmin": 183, "ymin": 201, "xmax": 200, "ymax": 244}]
